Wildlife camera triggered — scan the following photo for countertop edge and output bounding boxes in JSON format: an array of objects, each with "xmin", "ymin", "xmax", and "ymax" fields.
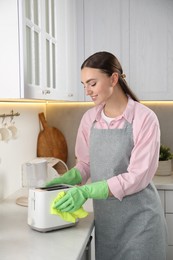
[{"xmin": 153, "ymin": 174, "xmax": 173, "ymax": 190}]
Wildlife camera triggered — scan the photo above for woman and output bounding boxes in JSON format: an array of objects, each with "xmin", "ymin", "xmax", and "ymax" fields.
[{"xmin": 47, "ymin": 51, "xmax": 167, "ymax": 260}]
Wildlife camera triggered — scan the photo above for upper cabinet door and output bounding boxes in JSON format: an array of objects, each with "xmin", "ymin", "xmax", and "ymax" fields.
[
  {"xmin": 129, "ymin": 0, "xmax": 173, "ymax": 100},
  {"xmin": 0, "ymin": 0, "xmax": 21, "ymax": 98},
  {"xmin": 54, "ymin": 0, "xmax": 84, "ymax": 101},
  {"xmin": 0, "ymin": 0, "xmax": 83, "ymax": 101},
  {"xmin": 22, "ymin": 0, "xmax": 82, "ymax": 101},
  {"xmin": 21, "ymin": 0, "xmax": 44, "ymax": 99},
  {"xmin": 84, "ymin": 0, "xmax": 129, "ymax": 62},
  {"xmin": 82, "ymin": 0, "xmax": 173, "ymax": 101},
  {"xmin": 83, "ymin": 0, "xmax": 130, "ymax": 101}
]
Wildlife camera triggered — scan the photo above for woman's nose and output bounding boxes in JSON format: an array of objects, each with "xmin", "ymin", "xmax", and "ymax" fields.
[{"xmin": 85, "ymin": 86, "xmax": 92, "ymax": 96}]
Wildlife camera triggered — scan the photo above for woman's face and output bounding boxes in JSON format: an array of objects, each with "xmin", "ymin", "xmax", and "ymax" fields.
[{"xmin": 81, "ymin": 67, "xmax": 117, "ymax": 105}]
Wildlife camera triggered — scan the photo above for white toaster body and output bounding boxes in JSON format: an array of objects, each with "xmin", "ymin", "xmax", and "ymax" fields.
[{"xmin": 28, "ymin": 185, "xmax": 77, "ymax": 232}]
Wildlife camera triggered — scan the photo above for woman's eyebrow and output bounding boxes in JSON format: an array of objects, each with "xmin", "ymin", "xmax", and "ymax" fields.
[{"xmin": 81, "ymin": 78, "xmax": 96, "ymax": 84}]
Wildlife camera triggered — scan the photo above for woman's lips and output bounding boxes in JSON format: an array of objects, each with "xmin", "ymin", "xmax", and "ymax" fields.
[{"xmin": 91, "ymin": 95, "xmax": 98, "ymax": 101}]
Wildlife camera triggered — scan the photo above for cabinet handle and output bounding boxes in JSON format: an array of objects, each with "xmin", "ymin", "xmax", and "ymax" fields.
[{"xmin": 42, "ymin": 90, "xmax": 51, "ymax": 95}]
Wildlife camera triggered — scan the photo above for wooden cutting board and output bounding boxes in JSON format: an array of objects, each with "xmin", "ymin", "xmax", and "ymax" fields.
[{"xmin": 37, "ymin": 112, "xmax": 68, "ymax": 163}]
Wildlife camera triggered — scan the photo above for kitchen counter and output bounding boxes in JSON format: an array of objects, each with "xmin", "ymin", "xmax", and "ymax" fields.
[
  {"xmin": 153, "ymin": 173, "xmax": 173, "ymax": 190},
  {"xmin": 1, "ymin": 176, "xmax": 171, "ymax": 260},
  {"xmin": 0, "ymin": 189, "xmax": 94, "ymax": 260}
]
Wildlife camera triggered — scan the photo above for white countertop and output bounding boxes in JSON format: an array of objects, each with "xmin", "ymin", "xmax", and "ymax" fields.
[
  {"xmin": 0, "ymin": 189, "xmax": 94, "ymax": 260},
  {"xmin": 1, "ymin": 175, "xmax": 171, "ymax": 260},
  {"xmin": 153, "ymin": 173, "xmax": 173, "ymax": 190}
]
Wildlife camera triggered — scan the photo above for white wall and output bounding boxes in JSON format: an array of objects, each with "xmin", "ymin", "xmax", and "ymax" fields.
[{"xmin": 0, "ymin": 102, "xmax": 45, "ymax": 199}]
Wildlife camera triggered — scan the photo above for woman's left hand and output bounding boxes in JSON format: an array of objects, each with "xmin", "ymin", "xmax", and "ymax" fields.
[
  {"xmin": 53, "ymin": 186, "xmax": 87, "ymax": 212},
  {"xmin": 53, "ymin": 180, "xmax": 109, "ymax": 212}
]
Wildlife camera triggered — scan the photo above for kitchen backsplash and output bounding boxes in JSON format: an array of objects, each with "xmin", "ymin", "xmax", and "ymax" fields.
[{"xmin": 1, "ymin": 101, "xmax": 173, "ymax": 200}]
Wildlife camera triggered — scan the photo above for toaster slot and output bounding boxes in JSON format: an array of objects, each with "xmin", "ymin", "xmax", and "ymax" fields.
[{"xmin": 37, "ymin": 184, "xmax": 71, "ymax": 191}]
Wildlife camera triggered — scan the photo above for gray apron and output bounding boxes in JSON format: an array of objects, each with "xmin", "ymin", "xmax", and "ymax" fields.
[{"xmin": 89, "ymin": 120, "xmax": 167, "ymax": 260}]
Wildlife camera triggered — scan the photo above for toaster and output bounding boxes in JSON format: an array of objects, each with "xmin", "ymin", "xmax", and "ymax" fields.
[{"xmin": 28, "ymin": 184, "xmax": 78, "ymax": 232}]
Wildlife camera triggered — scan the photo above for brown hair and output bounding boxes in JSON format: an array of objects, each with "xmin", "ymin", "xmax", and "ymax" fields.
[{"xmin": 81, "ymin": 51, "xmax": 139, "ymax": 102}]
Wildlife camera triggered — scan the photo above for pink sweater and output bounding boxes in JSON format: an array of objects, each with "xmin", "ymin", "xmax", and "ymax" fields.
[{"xmin": 75, "ymin": 97, "xmax": 160, "ymax": 201}]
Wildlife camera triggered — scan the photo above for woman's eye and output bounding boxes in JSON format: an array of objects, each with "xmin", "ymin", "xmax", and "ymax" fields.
[{"xmin": 83, "ymin": 81, "xmax": 96, "ymax": 89}]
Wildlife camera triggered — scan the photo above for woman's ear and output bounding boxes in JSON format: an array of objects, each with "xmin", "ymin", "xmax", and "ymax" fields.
[{"xmin": 111, "ymin": 72, "xmax": 119, "ymax": 86}]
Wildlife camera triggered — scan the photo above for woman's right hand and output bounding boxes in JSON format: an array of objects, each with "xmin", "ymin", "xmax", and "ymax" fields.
[{"xmin": 45, "ymin": 168, "xmax": 82, "ymax": 187}]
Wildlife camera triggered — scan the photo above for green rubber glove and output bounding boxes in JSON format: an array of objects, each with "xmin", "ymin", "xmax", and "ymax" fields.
[
  {"xmin": 45, "ymin": 168, "xmax": 82, "ymax": 187},
  {"xmin": 53, "ymin": 180, "xmax": 109, "ymax": 212}
]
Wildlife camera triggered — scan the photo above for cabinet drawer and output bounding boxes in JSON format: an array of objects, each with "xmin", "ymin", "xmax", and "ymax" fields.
[
  {"xmin": 157, "ymin": 190, "xmax": 165, "ymax": 210},
  {"xmin": 165, "ymin": 191, "xmax": 173, "ymax": 213},
  {"xmin": 167, "ymin": 245, "xmax": 173, "ymax": 260},
  {"xmin": 166, "ymin": 214, "xmax": 173, "ymax": 245}
]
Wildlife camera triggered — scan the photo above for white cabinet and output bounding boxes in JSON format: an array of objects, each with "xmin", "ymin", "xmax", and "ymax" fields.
[
  {"xmin": 158, "ymin": 190, "xmax": 165, "ymax": 209},
  {"xmin": 165, "ymin": 191, "xmax": 173, "ymax": 213},
  {"xmin": 166, "ymin": 215, "xmax": 173, "ymax": 245},
  {"xmin": 129, "ymin": 0, "xmax": 173, "ymax": 100},
  {"xmin": 0, "ymin": 0, "xmax": 84, "ymax": 101},
  {"xmin": 23, "ymin": 0, "xmax": 84, "ymax": 101},
  {"xmin": 83, "ymin": 0, "xmax": 129, "ymax": 65},
  {"xmin": 81, "ymin": 0, "xmax": 173, "ymax": 101},
  {"xmin": 167, "ymin": 246, "xmax": 173, "ymax": 260},
  {"xmin": 158, "ymin": 189, "xmax": 173, "ymax": 260},
  {"xmin": 165, "ymin": 191, "xmax": 173, "ymax": 247},
  {"xmin": 54, "ymin": 0, "xmax": 84, "ymax": 101},
  {"xmin": 0, "ymin": 0, "xmax": 22, "ymax": 98},
  {"xmin": 2, "ymin": 1, "xmax": 173, "ymax": 101},
  {"xmin": 83, "ymin": 0, "xmax": 129, "ymax": 101}
]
